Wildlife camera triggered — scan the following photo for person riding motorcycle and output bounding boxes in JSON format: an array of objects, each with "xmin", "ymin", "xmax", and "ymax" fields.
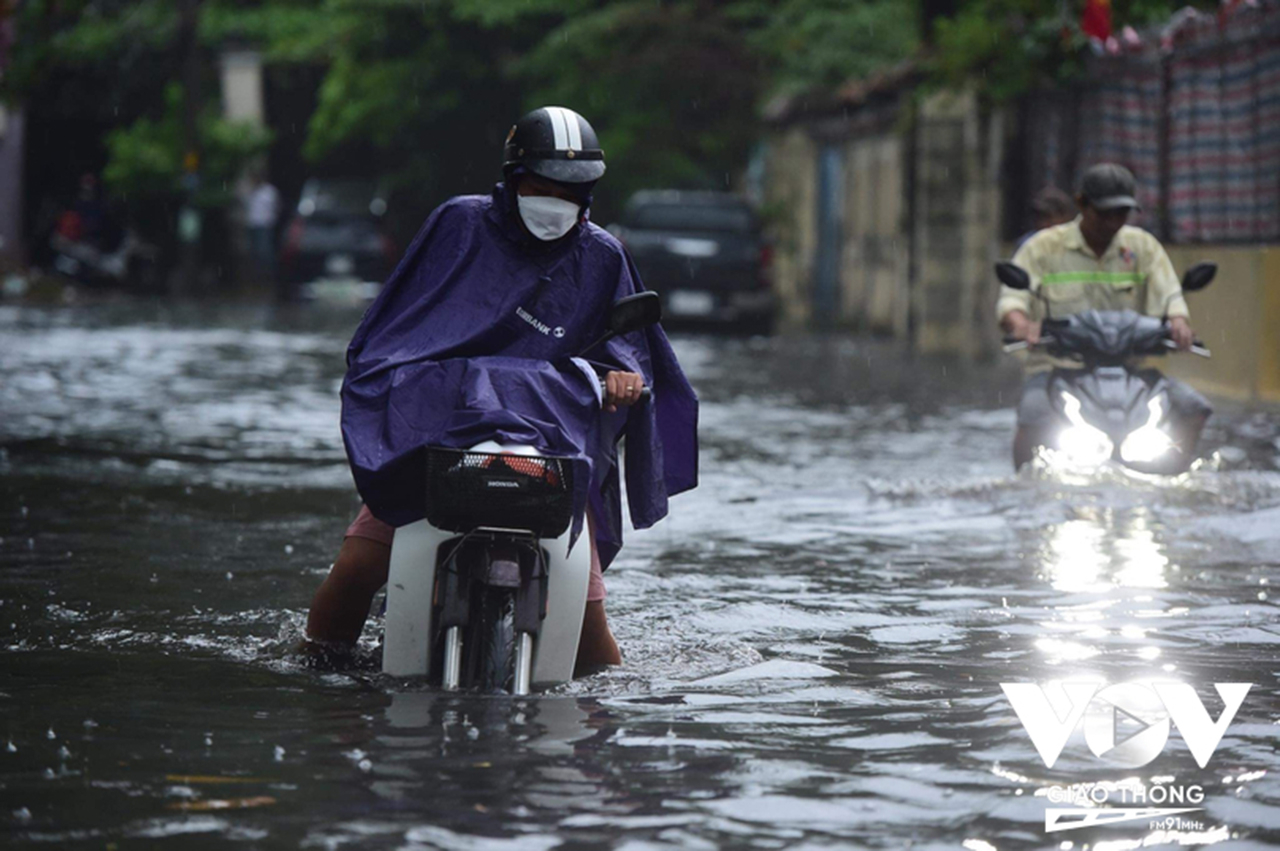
[
  {"xmin": 997, "ymin": 163, "xmax": 1212, "ymax": 469},
  {"xmin": 305, "ymin": 107, "xmax": 699, "ymax": 673}
]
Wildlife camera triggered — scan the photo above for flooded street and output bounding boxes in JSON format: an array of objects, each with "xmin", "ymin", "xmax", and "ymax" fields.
[{"xmin": 2, "ymin": 301, "xmax": 1279, "ymax": 849}]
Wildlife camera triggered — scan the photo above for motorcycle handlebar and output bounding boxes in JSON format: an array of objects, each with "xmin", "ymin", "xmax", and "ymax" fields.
[
  {"xmin": 1003, "ymin": 335, "xmax": 1210, "ymax": 358},
  {"xmin": 1162, "ymin": 338, "xmax": 1212, "ymax": 358},
  {"xmin": 1002, "ymin": 335, "xmax": 1057, "ymax": 354},
  {"xmin": 596, "ymin": 379, "xmax": 653, "ymax": 404}
]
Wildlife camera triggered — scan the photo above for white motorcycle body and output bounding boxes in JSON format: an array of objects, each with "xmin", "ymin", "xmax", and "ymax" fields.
[{"xmin": 381, "ymin": 441, "xmax": 591, "ymax": 688}]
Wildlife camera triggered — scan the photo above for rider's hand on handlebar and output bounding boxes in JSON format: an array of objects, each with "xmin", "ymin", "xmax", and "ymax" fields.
[
  {"xmin": 603, "ymin": 370, "xmax": 645, "ymax": 412},
  {"xmin": 1168, "ymin": 316, "xmax": 1194, "ymax": 351},
  {"xmin": 1003, "ymin": 311, "xmax": 1041, "ymax": 345}
]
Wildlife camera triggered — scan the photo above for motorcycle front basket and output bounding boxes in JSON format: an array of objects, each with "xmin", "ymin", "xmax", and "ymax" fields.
[{"xmin": 423, "ymin": 448, "xmax": 575, "ymax": 538}]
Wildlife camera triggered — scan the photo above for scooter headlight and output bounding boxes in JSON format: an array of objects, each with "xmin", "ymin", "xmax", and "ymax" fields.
[
  {"xmin": 1057, "ymin": 391, "xmax": 1114, "ymax": 466},
  {"xmin": 1058, "ymin": 425, "xmax": 1114, "ymax": 466},
  {"xmin": 1120, "ymin": 427, "xmax": 1173, "ymax": 463},
  {"xmin": 1119, "ymin": 398, "xmax": 1174, "ymax": 464}
]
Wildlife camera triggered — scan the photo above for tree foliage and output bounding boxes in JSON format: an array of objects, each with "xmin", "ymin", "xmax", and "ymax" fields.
[
  {"xmin": 103, "ymin": 82, "xmax": 272, "ymax": 206},
  {"xmin": 6, "ymin": 0, "xmax": 925, "ymax": 225},
  {"xmin": 735, "ymin": 0, "xmax": 920, "ymax": 94},
  {"xmin": 6, "ymin": 0, "xmax": 1228, "ymax": 228},
  {"xmin": 929, "ymin": 0, "xmax": 1216, "ymax": 101}
]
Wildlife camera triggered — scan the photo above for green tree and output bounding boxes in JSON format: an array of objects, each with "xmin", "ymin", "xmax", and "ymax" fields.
[
  {"xmin": 5, "ymin": 0, "xmax": 269, "ymax": 261},
  {"xmin": 930, "ymin": 0, "xmax": 1216, "ymax": 101},
  {"xmin": 206, "ymin": 0, "xmax": 920, "ymax": 221},
  {"xmin": 8, "ymin": 0, "xmax": 925, "ymax": 237},
  {"xmin": 104, "ymin": 82, "xmax": 271, "ymax": 206}
]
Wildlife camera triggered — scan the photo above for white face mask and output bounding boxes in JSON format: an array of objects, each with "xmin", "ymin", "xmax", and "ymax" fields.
[{"xmin": 517, "ymin": 194, "xmax": 581, "ymax": 241}]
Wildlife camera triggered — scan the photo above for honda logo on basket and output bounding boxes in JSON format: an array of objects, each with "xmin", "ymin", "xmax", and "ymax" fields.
[{"xmin": 1000, "ymin": 680, "xmax": 1252, "ymax": 834}]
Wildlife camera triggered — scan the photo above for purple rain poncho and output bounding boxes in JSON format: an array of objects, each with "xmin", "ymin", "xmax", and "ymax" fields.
[{"xmin": 341, "ymin": 182, "xmax": 698, "ymax": 568}]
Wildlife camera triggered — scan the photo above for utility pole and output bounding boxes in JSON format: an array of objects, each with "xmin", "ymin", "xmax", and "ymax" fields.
[{"xmin": 174, "ymin": 0, "xmax": 203, "ymax": 296}]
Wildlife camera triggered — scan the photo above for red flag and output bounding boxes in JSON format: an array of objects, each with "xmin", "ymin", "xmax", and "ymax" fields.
[{"xmin": 1082, "ymin": 0, "xmax": 1113, "ymax": 41}]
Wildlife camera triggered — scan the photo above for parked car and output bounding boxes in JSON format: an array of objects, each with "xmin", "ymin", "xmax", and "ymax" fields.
[
  {"xmin": 278, "ymin": 178, "xmax": 397, "ymax": 299},
  {"xmin": 608, "ymin": 190, "xmax": 775, "ymax": 333}
]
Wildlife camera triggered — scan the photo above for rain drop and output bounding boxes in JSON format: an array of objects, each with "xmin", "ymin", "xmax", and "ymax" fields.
[
  {"xmin": 358, "ymin": 758, "xmax": 372, "ymax": 772},
  {"xmin": 284, "ymin": 545, "xmax": 294, "ymax": 555},
  {"xmin": 83, "ymin": 719, "xmax": 98, "ymax": 729},
  {"xmin": 1258, "ymin": 591, "xmax": 1268, "ymax": 601},
  {"xmin": 13, "ymin": 807, "xmax": 31, "ymax": 822},
  {"xmin": 225, "ymin": 572, "xmax": 234, "ymax": 581},
  {"xmin": 274, "ymin": 745, "xmax": 286, "ymax": 761},
  {"xmin": 20, "ymin": 506, "xmax": 28, "ymax": 518},
  {"xmin": 46, "ymin": 728, "xmax": 56, "ymax": 741},
  {"xmin": 42, "ymin": 767, "xmax": 55, "ymax": 779},
  {"xmin": 58, "ymin": 746, "xmax": 71, "ymax": 760},
  {"xmin": 6, "ymin": 740, "xmax": 16, "ymax": 753}
]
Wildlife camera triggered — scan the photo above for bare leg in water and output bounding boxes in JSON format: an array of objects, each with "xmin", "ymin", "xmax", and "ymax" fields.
[{"xmin": 306, "ymin": 535, "xmax": 620, "ymax": 675}]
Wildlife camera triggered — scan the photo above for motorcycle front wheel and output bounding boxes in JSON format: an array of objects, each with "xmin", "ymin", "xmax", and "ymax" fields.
[{"xmin": 471, "ymin": 589, "xmax": 516, "ymax": 692}]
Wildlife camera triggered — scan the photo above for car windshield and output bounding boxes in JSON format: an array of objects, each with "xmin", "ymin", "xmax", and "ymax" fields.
[
  {"xmin": 627, "ymin": 203, "xmax": 754, "ymax": 232},
  {"xmin": 302, "ymin": 180, "xmax": 380, "ymax": 215}
]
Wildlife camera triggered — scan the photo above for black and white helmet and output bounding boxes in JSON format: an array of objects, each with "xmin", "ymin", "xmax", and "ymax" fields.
[{"xmin": 502, "ymin": 106, "xmax": 606, "ymax": 184}]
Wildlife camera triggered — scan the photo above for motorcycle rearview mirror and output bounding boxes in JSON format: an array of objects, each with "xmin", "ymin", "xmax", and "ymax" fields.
[
  {"xmin": 1181, "ymin": 261, "xmax": 1217, "ymax": 292},
  {"xmin": 577, "ymin": 292, "xmax": 663, "ymax": 357},
  {"xmin": 995, "ymin": 260, "xmax": 1052, "ymax": 318},
  {"xmin": 995, "ymin": 261, "xmax": 1032, "ymax": 291},
  {"xmin": 610, "ymin": 292, "xmax": 662, "ymax": 336}
]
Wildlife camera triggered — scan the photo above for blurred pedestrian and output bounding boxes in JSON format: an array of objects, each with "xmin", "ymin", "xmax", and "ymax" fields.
[
  {"xmin": 244, "ymin": 169, "xmax": 281, "ymax": 287},
  {"xmin": 1015, "ymin": 186, "xmax": 1075, "ymax": 248}
]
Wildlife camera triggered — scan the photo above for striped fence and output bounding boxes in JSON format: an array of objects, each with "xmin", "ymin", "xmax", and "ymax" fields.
[{"xmin": 1021, "ymin": 0, "xmax": 1280, "ymax": 244}]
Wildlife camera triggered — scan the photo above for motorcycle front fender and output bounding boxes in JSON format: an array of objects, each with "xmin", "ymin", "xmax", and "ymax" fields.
[{"xmin": 381, "ymin": 517, "xmax": 592, "ymax": 687}]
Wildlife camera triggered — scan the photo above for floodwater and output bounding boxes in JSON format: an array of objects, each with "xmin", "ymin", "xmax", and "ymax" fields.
[{"xmin": 2, "ymin": 301, "xmax": 1279, "ymax": 850}]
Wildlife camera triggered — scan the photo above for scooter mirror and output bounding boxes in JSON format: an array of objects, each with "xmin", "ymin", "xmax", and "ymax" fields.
[
  {"xmin": 995, "ymin": 261, "xmax": 1032, "ymax": 291},
  {"xmin": 609, "ymin": 292, "xmax": 662, "ymax": 336},
  {"xmin": 1182, "ymin": 261, "xmax": 1217, "ymax": 292}
]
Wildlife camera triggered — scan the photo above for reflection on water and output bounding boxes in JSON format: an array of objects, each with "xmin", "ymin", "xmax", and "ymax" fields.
[
  {"xmin": 1043, "ymin": 508, "xmax": 1170, "ymax": 593},
  {"xmin": 1, "ymin": 303, "xmax": 1279, "ymax": 848}
]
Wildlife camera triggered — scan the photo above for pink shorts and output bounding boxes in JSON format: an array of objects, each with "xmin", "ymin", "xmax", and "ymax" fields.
[{"xmin": 345, "ymin": 505, "xmax": 607, "ymax": 602}]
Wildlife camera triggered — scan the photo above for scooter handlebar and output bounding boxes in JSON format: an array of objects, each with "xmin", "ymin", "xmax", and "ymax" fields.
[
  {"xmin": 1002, "ymin": 335, "xmax": 1058, "ymax": 354},
  {"xmin": 1162, "ymin": 337, "xmax": 1212, "ymax": 358},
  {"xmin": 596, "ymin": 379, "xmax": 653, "ymax": 404}
]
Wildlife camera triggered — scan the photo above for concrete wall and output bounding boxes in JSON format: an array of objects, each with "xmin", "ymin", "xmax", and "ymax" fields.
[
  {"xmin": 763, "ymin": 87, "xmax": 1003, "ymax": 353},
  {"xmin": 839, "ymin": 134, "xmax": 908, "ymax": 335},
  {"xmin": 911, "ymin": 89, "xmax": 1004, "ymax": 359},
  {"xmin": 764, "ymin": 127, "xmax": 819, "ymax": 329},
  {"xmin": 1163, "ymin": 246, "xmax": 1280, "ymax": 403}
]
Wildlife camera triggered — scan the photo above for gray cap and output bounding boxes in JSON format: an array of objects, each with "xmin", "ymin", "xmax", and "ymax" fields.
[{"xmin": 1080, "ymin": 163, "xmax": 1141, "ymax": 211}]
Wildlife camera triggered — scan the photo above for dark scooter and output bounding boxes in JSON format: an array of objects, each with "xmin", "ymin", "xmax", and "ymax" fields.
[{"xmin": 998, "ymin": 260, "xmax": 1216, "ymax": 474}]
